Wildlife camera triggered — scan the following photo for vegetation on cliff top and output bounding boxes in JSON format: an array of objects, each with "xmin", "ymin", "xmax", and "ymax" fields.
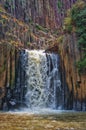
[{"xmin": 64, "ymin": 0, "xmax": 86, "ymax": 73}]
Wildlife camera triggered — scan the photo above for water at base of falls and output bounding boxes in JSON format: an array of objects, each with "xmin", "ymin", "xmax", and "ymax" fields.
[{"xmin": 21, "ymin": 50, "xmax": 62, "ymax": 110}]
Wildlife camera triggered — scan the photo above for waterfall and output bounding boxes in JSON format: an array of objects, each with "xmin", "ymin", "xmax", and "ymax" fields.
[
  {"xmin": 5, "ymin": 50, "xmax": 62, "ymax": 111},
  {"xmin": 3, "ymin": 49, "xmax": 86, "ymax": 111},
  {"xmin": 23, "ymin": 50, "xmax": 62, "ymax": 109}
]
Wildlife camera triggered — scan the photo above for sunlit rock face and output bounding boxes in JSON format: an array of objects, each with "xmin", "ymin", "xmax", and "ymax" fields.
[{"xmin": 59, "ymin": 33, "xmax": 86, "ymax": 111}]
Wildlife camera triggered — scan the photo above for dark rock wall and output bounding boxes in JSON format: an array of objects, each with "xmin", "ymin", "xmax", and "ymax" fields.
[{"xmin": 0, "ymin": 44, "xmax": 16, "ymax": 109}]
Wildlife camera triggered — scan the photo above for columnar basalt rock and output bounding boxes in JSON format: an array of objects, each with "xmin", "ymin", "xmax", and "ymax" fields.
[
  {"xmin": 59, "ymin": 33, "xmax": 86, "ymax": 110},
  {"xmin": 0, "ymin": 0, "xmax": 86, "ymax": 110}
]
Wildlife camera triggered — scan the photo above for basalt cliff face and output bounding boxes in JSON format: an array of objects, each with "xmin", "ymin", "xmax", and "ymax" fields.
[
  {"xmin": 0, "ymin": 0, "xmax": 86, "ymax": 110},
  {"xmin": 59, "ymin": 33, "xmax": 86, "ymax": 110}
]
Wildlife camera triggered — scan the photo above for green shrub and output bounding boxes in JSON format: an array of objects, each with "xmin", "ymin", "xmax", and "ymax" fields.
[
  {"xmin": 63, "ymin": 0, "xmax": 86, "ymax": 73},
  {"xmin": 57, "ymin": 0, "xmax": 63, "ymax": 12},
  {"xmin": 35, "ymin": 24, "xmax": 48, "ymax": 32},
  {"xmin": 77, "ymin": 57, "xmax": 86, "ymax": 73}
]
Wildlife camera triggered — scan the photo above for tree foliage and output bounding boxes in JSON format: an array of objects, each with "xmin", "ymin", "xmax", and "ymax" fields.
[{"xmin": 64, "ymin": 0, "xmax": 86, "ymax": 73}]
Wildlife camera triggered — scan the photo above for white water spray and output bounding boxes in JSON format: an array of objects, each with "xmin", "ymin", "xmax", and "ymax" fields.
[{"xmin": 24, "ymin": 50, "xmax": 61, "ymax": 109}]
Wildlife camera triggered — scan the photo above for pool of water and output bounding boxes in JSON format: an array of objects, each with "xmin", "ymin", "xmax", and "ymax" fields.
[
  {"xmin": 0, "ymin": 110, "xmax": 86, "ymax": 130},
  {"xmin": 8, "ymin": 108, "xmax": 75, "ymax": 114}
]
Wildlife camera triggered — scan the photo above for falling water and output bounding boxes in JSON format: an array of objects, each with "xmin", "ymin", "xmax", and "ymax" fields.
[
  {"xmin": 2, "ymin": 50, "xmax": 86, "ymax": 111},
  {"xmin": 23, "ymin": 50, "xmax": 62, "ymax": 109}
]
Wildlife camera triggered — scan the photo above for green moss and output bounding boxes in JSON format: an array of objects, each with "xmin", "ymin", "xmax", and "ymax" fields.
[
  {"xmin": 0, "ymin": 19, "xmax": 5, "ymax": 24},
  {"xmin": 63, "ymin": 17, "xmax": 73, "ymax": 33},
  {"xmin": 56, "ymin": 36, "xmax": 63, "ymax": 43},
  {"xmin": 0, "ymin": 66, "xmax": 5, "ymax": 73},
  {"xmin": 76, "ymin": 57, "xmax": 86, "ymax": 74},
  {"xmin": 0, "ymin": 5, "xmax": 6, "ymax": 12},
  {"xmin": 35, "ymin": 24, "xmax": 48, "ymax": 32},
  {"xmin": 26, "ymin": 42, "xmax": 31, "ymax": 47},
  {"xmin": 57, "ymin": 0, "xmax": 63, "ymax": 13},
  {"xmin": 0, "ymin": 63, "xmax": 6, "ymax": 74}
]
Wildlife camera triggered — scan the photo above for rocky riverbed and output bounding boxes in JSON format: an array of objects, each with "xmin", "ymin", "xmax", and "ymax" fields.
[{"xmin": 0, "ymin": 111, "xmax": 86, "ymax": 130}]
